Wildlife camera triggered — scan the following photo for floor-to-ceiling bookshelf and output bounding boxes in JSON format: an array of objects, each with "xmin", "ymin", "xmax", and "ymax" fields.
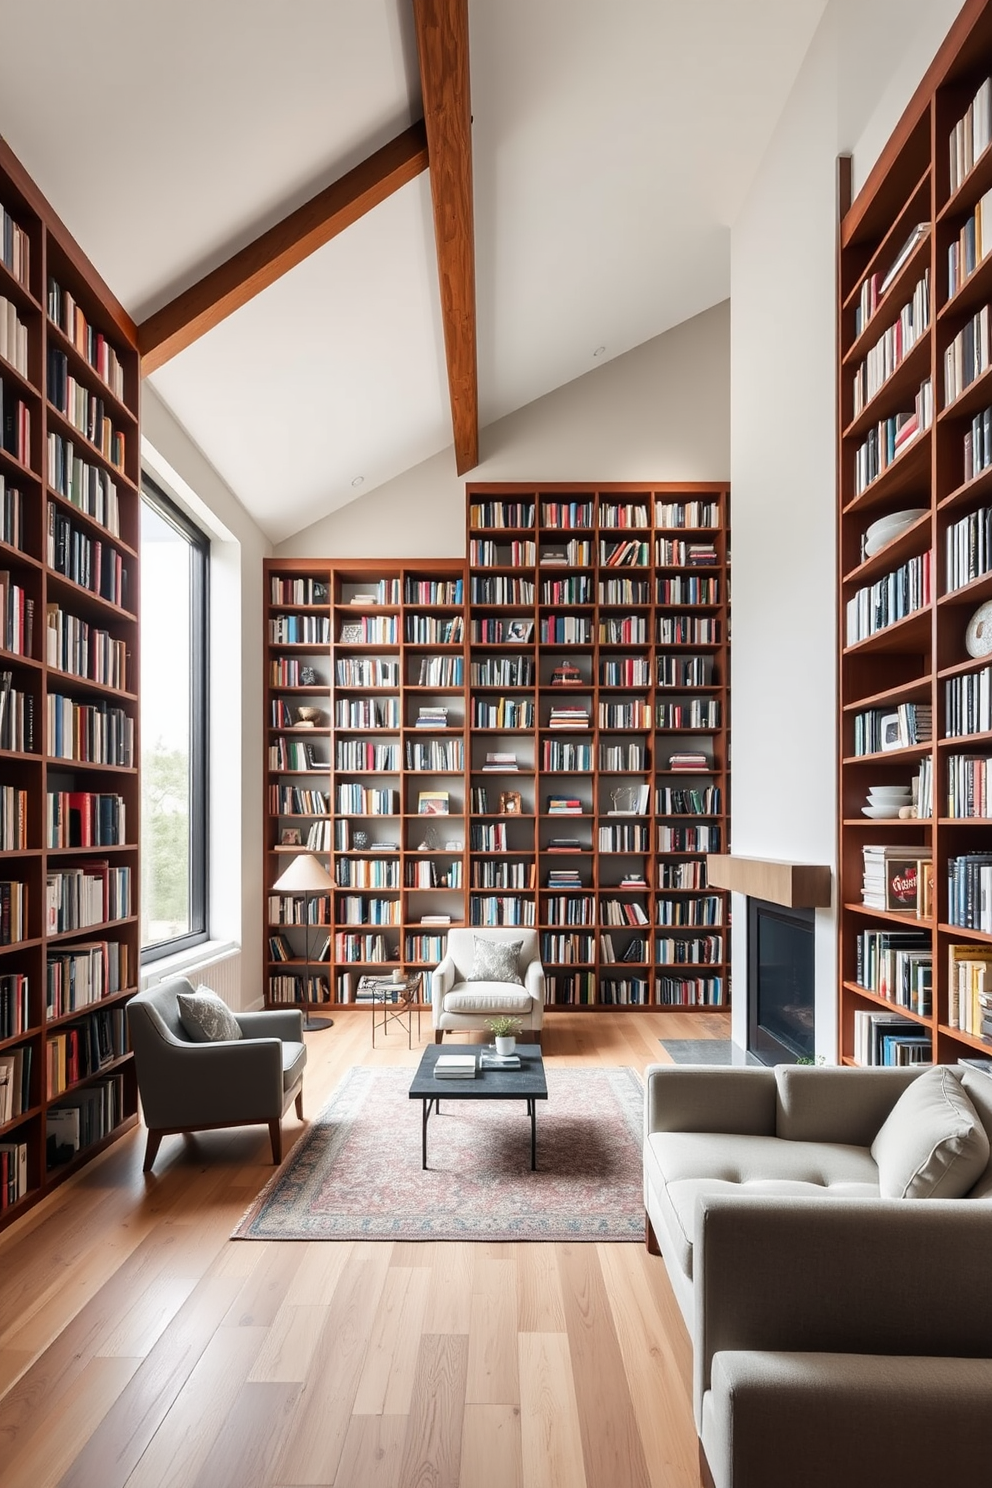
[
  {"xmin": 0, "ymin": 138, "xmax": 141, "ymax": 1230},
  {"xmin": 837, "ymin": 0, "xmax": 992, "ymax": 1066}
]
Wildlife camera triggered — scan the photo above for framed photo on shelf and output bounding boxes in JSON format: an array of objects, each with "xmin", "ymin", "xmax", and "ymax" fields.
[
  {"xmin": 499, "ymin": 791, "xmax": 522, "ymax": 814},
  {"xmin": 280, "ymin": 828, "xmax": 302, "ymax": 846},
  {"xmin": 339, "ymin": 623, "xmax": 364, "ymax": 643},
  {"xmin": 418, "ymin": 791, "xmax": 450, "ymax": 815},
  {"xmin": 879, "ymin": 711, "xmax": 907, "ymax": 751},
  {"xmin": 505, "ymin": 620, "xmax": 533, "ymax": 642}
]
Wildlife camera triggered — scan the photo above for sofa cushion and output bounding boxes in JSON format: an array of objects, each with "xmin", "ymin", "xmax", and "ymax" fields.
[
  {"xmin": 177, "ymin": 987, "xmax": 242, "ymax": 1043},
  {"xmin": 775, "ymin": 1066, "xmax": 924, "ymax": 1147},
  {"xmin": 871, "ymin": 1066, "xmax": 990, "ymax": 1199},
  {"xmin": 958, "ymin": 1067, "xmax": 992, "ymax": 1198},
  {"xmin": 645, "ymin": 1132, "xmax": 879, "ymax": 1277},
  {"xmin": 442, "ymin": 984, "xmax": 533, "ymax": 1015},
  {"xmin": 468, "ymin": 936, "xmax": 523, "ymax": 984}
]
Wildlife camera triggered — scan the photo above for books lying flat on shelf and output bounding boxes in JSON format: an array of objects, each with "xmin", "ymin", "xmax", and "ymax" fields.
[
  {"xmin": 668, "ymin": 752, "xmax": 710, "ymax": 771},
  {"xmin": 416, "ymin": 707, "xmax": 449, "ymax": 728},
  {"xmin": 861, "ymin": 845, "xmax": 932, "ymax": 913},
  {"xmin": 548, "ymin": 706, "xmax": 590, "ymax": 728},
  {"xmin": 547, "ymin": 797, "xmax": 583, "ymax": 814},
  {"xmin": 484, "ymin": 752, "xmax": 518, "ymax": 771},
  {"xmin": 434, "ymin": 1054, "xmax": 477, "ymax": 1079}
]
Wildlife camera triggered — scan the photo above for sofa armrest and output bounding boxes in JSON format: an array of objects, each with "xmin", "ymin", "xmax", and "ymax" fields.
[
  {"xmin": 693, "ymin": 1193, "xmax": 992, "ymax": 1425},
  {"xmin": 524, "ymin": 956, "xmax": 545, "ymax": 1007},
  {"xmin": 432, "ymin": 956, "xmax": 456, "ymax": 1007},
  {"xmin": 236, "ymin": 1009, "xmax": 304, "ymax": 1042},
  {"xmin": 643, "ymin": 1064, "xmax": 777, "ymax": 1141}
]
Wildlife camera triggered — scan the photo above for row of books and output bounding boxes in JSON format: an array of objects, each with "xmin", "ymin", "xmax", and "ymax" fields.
[
  {"xmin": 0, "ymin": 378, "xmax": 30, "ymax": 464},
  {"xmin": 944, "ymin": 303, "xmax": 991, "ymax": 407},
  {"xmin": 469, "ymin": 539, "xmax": 535, "ymax": 566},
  {"xmin": 0, "ymin": 200, "xmax": 30, "ymax": 289},
  {"xmin": 471, "ymin": 657, "xmax": 534, "ymax": 687},
  {"xmin": 852, "ymin": 701, "xmax": 931, "ymax": 756},
  {"xmin": 334, "ymin": 858, "xmax": 400, "ymax": 888},
  {"xmin": 0, "ymin": 972, "xmax": 28, "ymax": 1039},
  {"xmin": 851, "ymin": 271, "xmax": 929, "ymax": 418},
  {"xmin": 334, "ymin": 697, "xmax": 400, "ymax": 729},
  {"xmin": 963, "ymin": 402, "xmax": 992, "ymax": 484},
  {"xmin": 46, "ymin": 791, "xmax": 126, "ymax": 849},
  {"xmin": 472, "ymin": 861, "xmax": 535, "ymax": 889},
  {"xmin": 45, "ymin": 605, "xmax": 128, "ymax": 690},
  {"xmin": 269, "ymin": 615, "xmax": 330, "ymax": 645},
  {"xmin": 47, "ymin": 350, "xmax": 125, "ymax": 470},
  {"xmin": 948, "ymin": 186, "xmax": 992, "ymax": 298},
  {"xmin": 470, "ymin": 577, "xmax": 534, "ymax": 604},
  {"xmin": 657, "ymin": 825, "xmax": 720, "ymax": 851},
  {"xmin": 48, "ymin": 434, "xmax": 121, "ymax": 535},
  {"xmin": 267, "ymin": 895, "xmax": 329, "ymax": 926},
  {"xmin": 472, "ymin": 698, "xmax": 533, "ymax": 729},
  {"xmin": 0, "ymin": 475, "xmax": 22, "ymax": 549},
  {"xmin": 404, "ymin": 615, "xmax": 463, "ymax": 644},
  {"xmin": 657, "ymin": 976, "xmax": 724, "ymax": 1006},
  {"xmin": 852, "ymin": 224, "xmax": 927, "ymax": 338},
  {"xmin": 946, "ymin": 503, "xmax": 992, "ymax": 592},
  {"xmin": 852, "ymin": 378, "xmax": 932, "ymax": 496},
  {"xmin": 46, "ymin": 1074, "xmax": 126, "ymax": 1169},
  {"xmin": 946, "ymin": 753, "xmax": 992, "ymax": 818},
  {"xmin": 0, "ymin": 672, "xmax": 32, "ymax": 752},
  {"xmin": 0, "ymin": 879, "xmax": 27, "ymax": 943},
  {"xmin": 657, "ymin": 615, "xmax": 718, "ymax": 643},
  {"xmin": 948, "ymin": 75, "xmax": 992, "ymax": 195},
  {"xmin": 48, "ymin": 278, "xmax": 126, "ymax": 402},
  {"xmin": 540, "ymin": 541, "xmax": 593, "ymax": 567},
  {"xmin": 46, "ymin": 863, "xmax": 131, "ymax": 933},
  {"xmin": 405, "ymin": 740, "xmax": 464, "ymax": 770},
  {"xmin": 845, "ymin": 551, "xmax": 931, "ymax": 646},
  {"xmin": 541, "ymin": 577, "xmax": 593, "ymax": 604},
  {"xmin": 656, "ymin": 540, "xmax": 718, "ymax": 567},
  {"xmin": 468, "ymin": 499, "xmax": 721, "ymax": 531},
  {"xmin": 337, "ymin": 897, "xmax": 401, "ymax": 926},
  {"xmin": 404, "ymin": 578, "xmax": 463, "ymax": 605},
  {"xmin": 0, "ymin": 295, "xmax": 28, "ymax": 377},
  {"xmin": 0, "ymin": 1042, "xmax": 30, "ymax": 1126},
  {"xmin": 657, "ymin": 701, "xmax": 719, "ymax": 728},
  {"xmin": 469, "ymin": 897, "xmax": 537, "ymax": 927},
  {"xmin": 46, "ymin": 941, "xmax": 128, "ymax": 1019},
  {"xmin": 343, "ymin": 579, "xmax": 399, "ymax": 606},
  {"xmin": 853, "ymin": 1010, "xmax": 929, "ymax": 1067},
  {"xmin": 469, "ymin": 500, "xmax": 535, "ymax": 528},
  {"xmin": 946, "ymin": 664, "xmax": 992, "ymax": 738},
  {"xmin": 0, "ymin": 569, "xmax": 32, "ymax": 655},
  {"xmin": 269, "ymin": 577, "xmax": 328, "ymax": 605},
  {"xmin": 0, "ymin": 784, "xmax": 25, "ymax": 850},
  {"xmin": 47, "ymin": 506, "xmax": 128, "ymax": 608},
  {"xmin": 47, "ymin": 1007, "xmax": 127, "ymax": 1098},
  {"xmin": 333, "ymin": 658, "xmax": 398, "ymax": 687},
  {"xmin": 269, "ymin": 738, "xmax": 325, "ymax": 772},
  {"xmin": 855, "ymin": 928, "xmax": 932, "ymax": 1015}
]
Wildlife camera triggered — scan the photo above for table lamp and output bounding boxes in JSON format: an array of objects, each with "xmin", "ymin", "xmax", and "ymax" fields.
[{"xmin": 271, "ymin": 851, "xmax": 335, "ymax": 1030}]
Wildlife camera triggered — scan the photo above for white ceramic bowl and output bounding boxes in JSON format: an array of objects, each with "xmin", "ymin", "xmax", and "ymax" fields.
[
  {"xmin": 864, "ymin": 509, "xmax": 927, "ymax": 558},
  {"xmin": 867, "ymin": 787, "xmax": 913, "ymax": 801},
  {"xmin": 862, "ymin": 805, "xmax": 904, "ymax": 819}
]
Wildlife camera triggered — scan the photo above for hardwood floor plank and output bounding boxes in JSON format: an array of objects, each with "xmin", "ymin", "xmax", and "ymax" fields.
[
  {"xmin": 558, "ymin": 1243, "xmax": 652, "ymax": 1488},
  {"xmin": 466, "ymin": 1258, "xmax": 519, "ymax": 1406},
  {"xmin": 248, "ymin": 1304, "xmax": 329, "ymax": 1384},
  {"xmin": 284, "ymin": 1241, "xmax": 354, "ymax": 1306},
  {"xmin": 516, "ymin": 1244, "xmax": 566, "ymax": 1333},
  {"xmin": 122, "ymin": 1326, "xmax": 268, "ymax": 1488},
  {"xmin": 222, "ymin": 1242, "xmax": 308, "ymax": 1328},
  {"xmin": 5, "ymin": 1356, "xmax": 141, "ymax": 1488},
  {"xmin": 353, "ymin": 1265, "xmax": 430, "ymax": 1416},
  {"xmin": 273, "ymin": 1246, "xmax": 392, "ymax": 1484},
  {"xmin": 97, "ymin": 1274, "xmax": 201, "ymax": 1359},
  {"xmin": 52, "ymin": 1276, "xmax": 248, "ymax": 1488},
  {"xmin": 189, "ymin": 1381, "xmax": 302, "ymax": 1488},
  {"xmin": 459, "ymin": 1402, "xmax": 523, "ymax": 1488},
  {"xmin": 396, "ymin": 1332, "xmax": 469, "ymax": 1488},
  {"xmin": 422, "ymin": 1241, "xmax": 473, "ymax": 1334},
  {"xmin": 598, "ymin": 1245, "xmax": 697, "ymax": 1488},
  {"xmin": 518, "ymin": 1332, "xmax": 587, "ymax": 1488},
  {"xmin": 330, "ymin": 1412, "xmax": 409, "ymax": 1488}
]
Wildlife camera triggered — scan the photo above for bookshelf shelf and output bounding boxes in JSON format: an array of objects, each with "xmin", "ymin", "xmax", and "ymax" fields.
[{"xmin": 0, "ymin": 137, "xmax": 141, "ymax": 1231}]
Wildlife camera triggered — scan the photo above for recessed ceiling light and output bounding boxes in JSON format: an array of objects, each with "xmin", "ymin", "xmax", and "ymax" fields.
[
  {"xmin": 592, "ymin": 345, "xmax": 606, "ymax": 359},
  {"xmin": 351, "ymin": 476, "xmax": 365, "ymax": 487}
]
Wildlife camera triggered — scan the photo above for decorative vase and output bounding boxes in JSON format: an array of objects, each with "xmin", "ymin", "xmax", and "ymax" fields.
[{"xmin": 495, "ymin": 1035, "xmax": 516, "ymax": 1057}]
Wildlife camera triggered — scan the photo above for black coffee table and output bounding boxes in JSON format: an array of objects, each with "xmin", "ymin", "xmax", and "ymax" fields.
[{"xmin": 408, "ymin": 1044, "xmax": 548, "ymax": 1170}]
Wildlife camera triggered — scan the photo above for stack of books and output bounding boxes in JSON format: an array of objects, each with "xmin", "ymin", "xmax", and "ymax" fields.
[
  {"xmin": 551, "ymin": 659, "xmax": 583, "ymax": 686},
  {"xmin": 547, "ymin": 797, "xmax": 582, "ymax": 815},
  {"xmin": 549, "ymin": 705, "xmax": 590, "ymax": 728},
  {"xmin": 668, "ymin": 751, "xmax": 710, "ymax": 772},
  {"xmin": 483, "ymin": 751, "xmax": 518, "ymax": 771},
  {"xmin": 547, "ymin": 837, "xmax": 583, "ymax": 853},
  {"xmin": 862, "ymin": 844, "xmax": 932, "ymax": 913},
  {"xmin": 547, "ymin": 868, "xmax": 582, "ymax": 890},
  {"xmin": 434, "ymin": 1053, "xmax": 476, "ymax": 1079},
  {"xmin": 416, "ymin": 706, "xmax": 448, "ymax": 729}
]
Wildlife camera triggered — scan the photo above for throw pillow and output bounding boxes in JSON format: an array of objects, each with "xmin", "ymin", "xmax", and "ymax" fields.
[
  {"xmin": 871, "ymin": 1066, "xmax": 989, "ymax": 1199},
  {"xmin": 177, "ymin": 986, "xmax": 243, "ymax": 1043},
  {"xmin": 468, "ymin": 937, "xmax": 523, "ymax": 985}
]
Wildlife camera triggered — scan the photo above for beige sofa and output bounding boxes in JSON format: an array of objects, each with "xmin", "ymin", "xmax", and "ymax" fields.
[{"xmin": 643, "ymin": 1063, "xmax": 992, "ymax": 1488}]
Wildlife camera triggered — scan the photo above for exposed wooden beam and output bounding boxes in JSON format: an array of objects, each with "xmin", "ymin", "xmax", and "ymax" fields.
[
  {"xmin": 137, "ymin": 121, "xmax": 429, "ymax": 375},
  {"xmin": 413, "ymin": 0, "xmax": 479, "ymax": 475}
]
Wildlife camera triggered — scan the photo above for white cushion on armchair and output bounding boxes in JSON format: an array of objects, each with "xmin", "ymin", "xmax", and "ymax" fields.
[{"xmin": 432, "ymin": 927, "xmax": 545, "ymax": 1035}]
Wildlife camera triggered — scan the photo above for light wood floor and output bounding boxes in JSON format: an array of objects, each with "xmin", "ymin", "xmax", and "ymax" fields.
[{"xmin": 0, "ymin": 1009, "xmax": 728, "ymax": 1488}]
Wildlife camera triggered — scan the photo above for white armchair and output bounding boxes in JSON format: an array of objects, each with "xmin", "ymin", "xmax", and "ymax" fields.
[{"xmin": 431, "ymin": 927, "xmax": 545, "ymax": 1041}]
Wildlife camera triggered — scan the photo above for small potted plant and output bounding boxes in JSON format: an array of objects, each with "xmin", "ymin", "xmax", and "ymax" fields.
[{"xmin": 486, "ymin": 1015, "xmax": 522, "ymax": 1057}]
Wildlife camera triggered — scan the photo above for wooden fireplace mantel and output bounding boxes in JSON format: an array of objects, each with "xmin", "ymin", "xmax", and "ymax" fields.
[{"xmin": 705, "ymin": 855, "xmax": 832, "ymax": 909}]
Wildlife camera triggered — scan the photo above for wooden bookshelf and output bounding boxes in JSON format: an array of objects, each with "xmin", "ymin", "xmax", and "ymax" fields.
[
  {"xmin": 837, "ymin": 0, "xmax": 992, "ymax": 1067},
  {"xmin": 467, "ymin": 482, "xmax": 731, "ymax": 1012},
  {"xmin": 0, "ymin": 137, "xmax": 141, "ymax": 1230},
  {"xmin": 263, "ymin": 558, "xmax": 468, "ymax": 1013}
]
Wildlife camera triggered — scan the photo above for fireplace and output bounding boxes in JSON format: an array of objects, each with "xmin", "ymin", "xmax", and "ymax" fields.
[{"xmin": 747, "ymin": 897, "xmax": 815, "ymax": 1065}]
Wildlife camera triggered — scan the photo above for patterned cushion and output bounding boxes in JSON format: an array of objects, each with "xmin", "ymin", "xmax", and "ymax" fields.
[
  {"xmin": 177, "ymin": 987, "xmax": 242, "ymax": 1043},
  {"xmin": 468, "ymin": 937, "xmax": 523, "ymax": 985}
]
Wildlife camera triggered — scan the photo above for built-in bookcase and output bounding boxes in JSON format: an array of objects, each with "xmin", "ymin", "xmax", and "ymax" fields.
[
  {"xmin": 467, "ymin": 482, "xmax": 731, "ymax": 1012},
  {"xmin": 263, "ymin": 559, "xmax": 468, "ymax": 1011},
  {"xmin": 837, "ymin": 0, "xmax": 992, "ymax": 1067},
  {"xmin": 0, "ymin": 138, "xmax": 141, "ymax": 1231}
]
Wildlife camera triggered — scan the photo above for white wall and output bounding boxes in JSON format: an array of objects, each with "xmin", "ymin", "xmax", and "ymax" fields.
[
  {"xmin": 141, "ymin": 385, "xmax": 272, "ymax": 1008},
  {"xmin": 278, "ymin": 301, "xmax": 730, "ymax": 557},
  {"xmin": 729, "ymin": 0, "xmax": 964, "ymax": 1056}
]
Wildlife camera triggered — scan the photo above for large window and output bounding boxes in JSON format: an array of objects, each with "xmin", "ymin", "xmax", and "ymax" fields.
[{"xmin": 140, "ymin": 479, "xmax": 209, "ymax": 958}]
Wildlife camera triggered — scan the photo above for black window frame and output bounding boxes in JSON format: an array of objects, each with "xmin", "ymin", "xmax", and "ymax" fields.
[{"xmin": 139, "ymin": 476, "xmax": 210, "ymax": 962}]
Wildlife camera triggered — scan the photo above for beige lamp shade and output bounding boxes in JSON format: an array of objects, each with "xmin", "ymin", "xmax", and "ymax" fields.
[{"xmin": 272, "ymin": 852, "xmax": 334, "ymax": 893}]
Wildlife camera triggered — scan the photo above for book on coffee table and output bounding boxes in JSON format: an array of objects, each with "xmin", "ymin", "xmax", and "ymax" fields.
[{"xmin": 434, "ymin": 1054, "xmax": 477, "ymax": 1079}]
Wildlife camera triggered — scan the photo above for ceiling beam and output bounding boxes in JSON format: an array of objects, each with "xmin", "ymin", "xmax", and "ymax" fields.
[
  {"xmin": 413, "ymin": 0, "xmax": 479, "ymax": 475},
  {"xmin": 137, "ymin": 121, "xmax": 429, "ymax": 376}
]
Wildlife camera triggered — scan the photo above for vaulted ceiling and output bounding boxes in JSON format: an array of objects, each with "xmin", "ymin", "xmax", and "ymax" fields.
[{"xmin": 0, "ymin": 0, "xmax": 827, "ymax": 541}]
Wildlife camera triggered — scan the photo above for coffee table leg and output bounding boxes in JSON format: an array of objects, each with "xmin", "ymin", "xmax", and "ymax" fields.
[
  {"xmin": 529, "ymin": 1097, "xmax": 536, "ymax": 1170},
  {"xmin": 422, "ymin": 1098, "xmax": 429, "ymax": 1169}
]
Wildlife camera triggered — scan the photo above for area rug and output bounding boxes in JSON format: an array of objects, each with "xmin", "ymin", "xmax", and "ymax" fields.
[
  {"xmin": 661, "ymin": 1038, "xmax": 762, "ymax": 1066},
  {"xmin": 233, "ymin": 1065, "xmax": 644, "ymax": 1242}
]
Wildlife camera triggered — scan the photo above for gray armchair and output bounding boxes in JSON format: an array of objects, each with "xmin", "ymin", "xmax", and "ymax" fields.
[{"xmin": 127, "ymin": 977, "xmax": 307, "ymax": 1171}]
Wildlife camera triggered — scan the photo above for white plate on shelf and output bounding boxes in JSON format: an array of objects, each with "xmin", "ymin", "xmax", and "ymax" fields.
[
  {"xmin": 867, "ymin": 787, "xmax": 913, "ymax": 801},
  {"xmin": 863, "ymin": 508, "xmax": 927, "ymax": 558},
  {"xmin": 862, "ymin": 804, "xmax": 905, "ymax": 819}
]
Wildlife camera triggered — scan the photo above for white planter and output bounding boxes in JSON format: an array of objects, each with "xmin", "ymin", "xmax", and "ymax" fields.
[{"xmin": 495, "ymin": 1035, "xmax": 516, "ymax": 1057}]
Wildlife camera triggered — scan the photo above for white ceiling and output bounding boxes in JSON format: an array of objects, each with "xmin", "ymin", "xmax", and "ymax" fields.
[{"xmin": 0, "ymin": 0, "xmax": 827, "ymax": 542}]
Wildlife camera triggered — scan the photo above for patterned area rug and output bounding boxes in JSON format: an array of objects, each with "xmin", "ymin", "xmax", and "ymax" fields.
[{"xmin": 233, "ymin": 1064, "xmax": 644, "ymax": 1242}]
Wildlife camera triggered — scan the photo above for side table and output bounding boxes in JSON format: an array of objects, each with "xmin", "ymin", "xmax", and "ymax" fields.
[{"xmin": 363, "ymin": 974, "xmax": 424, "ymax": 1049}]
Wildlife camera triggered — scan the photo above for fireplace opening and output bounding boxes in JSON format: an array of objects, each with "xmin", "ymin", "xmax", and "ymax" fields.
[{"xmin": 747, "ymin": 898, "xmax": 815, "ymax": 1065}]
